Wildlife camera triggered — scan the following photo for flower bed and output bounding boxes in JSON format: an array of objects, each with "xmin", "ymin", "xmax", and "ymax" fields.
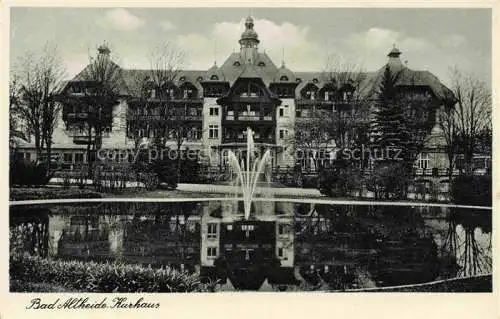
[{"xmin": 10, "ymin": 253, "xmax": 204, "ymax": 292}]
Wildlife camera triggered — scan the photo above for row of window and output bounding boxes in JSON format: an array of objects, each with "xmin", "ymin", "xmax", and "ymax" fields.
[
  {"xmin": 130, "ymin": 107, "xmax": 202, "ymax": 117},
  {"xmin": 206, "ymin": 247, "xmax": 287, "ymax": 260},
  {"xmin": 207, "ymin": 126, "xmax": 288, "ymax": 140},
  {"xmin": 146, "ymin": 88, "xmax": 197, "ymax": 99},
  {"xmin": 132, "ymin": 127, "xmax": 202, "ymax": 140},
  {"xmin": 129, "ymin": 125, "xmax": 288, "ymax": 141},
  {"xmin": 63, "ymin": 153, "xmax": 85, "ymax": 163},
  {"xmin": 207, "ymin": 223, "xmax": 289, "ymax": 237}
]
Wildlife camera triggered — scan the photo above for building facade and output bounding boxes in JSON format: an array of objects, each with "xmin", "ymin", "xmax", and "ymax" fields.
[{"xmin": 15, "ymin": 16, "xmax": 462, "ymax": 180}]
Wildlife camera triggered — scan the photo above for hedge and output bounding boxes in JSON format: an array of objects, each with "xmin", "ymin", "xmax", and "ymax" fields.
[
  {"xmin": 451, "ymin": 174, "xmax": 491, "ymax": 206},
  {"xmin": 10, "ymin": 253, "xmax": 204, "ymax": 292},
  {"xmin": 10, "ymin": 159, "xmax": 52, "ymax": 187},
  {"xmin": 10, "ymin": 188, "xmax": 102, "ymax": 201}
]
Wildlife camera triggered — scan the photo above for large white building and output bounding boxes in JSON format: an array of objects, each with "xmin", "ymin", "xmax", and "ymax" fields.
[{"xmin": 15, "ymin": 16, "xmax": 458, "ymax": 177}]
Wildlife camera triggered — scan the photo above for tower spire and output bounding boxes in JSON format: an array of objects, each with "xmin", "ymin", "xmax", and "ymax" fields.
[
  {"xmin": 213, "ymin": 40, "xmax": 217, "ymax": 66},
  {"xmin": 281, "ymin": 47, "xmax": 285, "ymax": 67},
  {"xmin": 239, "ymin": 15, "xmax": 259, "ymax": 65}
]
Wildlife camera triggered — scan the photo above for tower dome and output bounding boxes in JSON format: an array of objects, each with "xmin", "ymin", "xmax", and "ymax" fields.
[
  {"xmin": 239, "ymin": 16, "xmax": 260, "ymax": 47},
  {"xmin": 387, "ymin": 44, "xmax": 404, "ymax": 71}
]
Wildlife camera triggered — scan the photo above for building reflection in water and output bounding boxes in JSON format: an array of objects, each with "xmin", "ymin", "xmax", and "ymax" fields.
[{"xmin": 10, "ymin": 201, "xmax": 492, "ymax": 291}]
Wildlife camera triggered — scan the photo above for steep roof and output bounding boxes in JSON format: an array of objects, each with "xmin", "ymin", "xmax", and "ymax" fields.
[
  {"xmin": 365, "ymin": 64, "xmax": 456, "ymax": 103},
  {"xmin": 273, "ymin": 63, "xmax": 296, "ymax": 82},
  {"xmin": 205, "ymin": 63, "xmax": 226, "ymax": 81},
  {"xmin": 67, "ymin": 49, "xmax": 455, "ymax": 104},
  {"xmin": 217, "ymin": 52, "xmax": 279, "ymax": 85}
]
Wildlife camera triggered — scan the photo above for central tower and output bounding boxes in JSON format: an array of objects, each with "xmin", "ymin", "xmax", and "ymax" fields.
[{"xmin": 239, "ymin": 16, "xmax": 260, "ymax": 65}]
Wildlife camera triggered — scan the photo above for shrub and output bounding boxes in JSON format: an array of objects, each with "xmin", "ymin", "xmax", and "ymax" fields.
[
  {"xmin": 152, "ymin": 157, "xmax": 178, "ymax": 188},
  {"xmin": 319, "ymin": 161, "xmax": 363, "ymax": 197},
  {"xmin": 9, "ymin": 188, "xmax": 102, "ymax": 201},
  {"xmin": 365, "ymin": 162, "xmax": 411, "ymax": 200},
  {"xmin": 451, "ymin": 174, "xmax": 491, "ymax": 206},
  {"xmin": 10, "ymin": 253, "xmax": 204, "ymax": 293},
  {"xmin": 10, "ymin": 159, "xmax": 52, "ymax": 187}
]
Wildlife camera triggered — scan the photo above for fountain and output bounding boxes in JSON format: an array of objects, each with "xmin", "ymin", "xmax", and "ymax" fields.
[{"xmin": 227, "ymin": 127, "xmax": 272, "ymax": 220}]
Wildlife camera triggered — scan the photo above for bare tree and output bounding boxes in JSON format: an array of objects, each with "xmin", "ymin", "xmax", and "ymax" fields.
[
  {"xmin": 74, "ymin": 44, "xmax": 123, "ymax": 174},
  {"xmin": 9, "ymin": 75, "xmax": 26, "ymax": 149},
  {"xmin": 14, "ymin": 43, "xmax": 67, "ymax": 166},
  {"xmin": 285, "ymin": 58, "xmax": 369, "ymax": 172},
  {"xmin": 439, "ymin": 104, "xmax": 461, "ymax": 181},
  {"xmin": 288, "ymin": 111, "xmax": 335, "ymax": 172},
  {"xmin": 323, "ymin": 58, "xmax": 370, "ymax": 151},
  {"xmin": 146, "ymin": 42, "xmax": 186, "ymax": 183},
  {"xmin": 448, "ymin": 68, "xmax": 491, "ymax": 174}
]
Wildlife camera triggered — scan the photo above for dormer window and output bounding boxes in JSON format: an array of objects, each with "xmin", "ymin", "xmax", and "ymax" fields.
[
  {"xmin": 210, "ymin": 75, "xmax": 219, "ymax": 81},
  {"xmin": 233, "ymin": 61, "xmax": 241, "ymax": 67},
  {"xmin": 183, "ymin": 89, "xmax": 193, "ymax": 99},
  {"xmin": 280, "ymin": 75, "xmax": 289, "ymax": 81},
  {"xmin": 197, "ymin": 76, "xmax": 203, "ymax": 82},
  {"xmin": 312, "ymin": 78, "xmax": 319, "ymax": 84},
  {"xmin": 258, "ymin": 61, "xmax": 266, "ymax": 67},
  {"xmin": 179, "ymin": 76, "xmax": 186, "ymax": 82},
  {"xmin": 342, "ymin": 91, "xmax": 353, "ymax": 101}
]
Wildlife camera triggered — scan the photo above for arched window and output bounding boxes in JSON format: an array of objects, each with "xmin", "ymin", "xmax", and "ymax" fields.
[
  {"xmin": 210, "ymin": 75, "xmax": 219, "ymax": 81},
  {"xmin": 179, "ymin": 76, "xmax": 186, "ymax": 82},
  {"xmin": 258, "ymin": 61, "xmax": 266, "ymax": 67},
  {"xmin": 280, "ymin": 75, "xmax": 289, "ymax": 81},
  {"xmin": 197, "ymin": 76, "xmax": 203, "ymax": 82},
  {"xmin": 233, "ymin": 61, "xmax": 241, "ymax": 67},
  {"xmin": 312, "ymin": 78, "xmax": 319, "ymax": 84}
]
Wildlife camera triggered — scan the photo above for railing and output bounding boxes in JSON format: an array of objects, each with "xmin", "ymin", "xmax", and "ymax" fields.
[
  {"xmin": 170, "ymin": 98, "xmax": 204, "ymax": 104},
  {"xmin": 222, "ymin": 137, "xmax": 275, "ymax": 144},
  {"xmin": 235, "ymin": 115, "xmax": 260, "ymax": 121},
  {"xmin": 128, "ymin": 114, "xmax": 202, "ymax": 121},
  {"xmin": 224, "ymin": 115, "xmax": 273, "ymax": 121},
  {"xmin": 295, "ymin": 99, "xmax": 336, "ymax": 106},
  {"xmin": 144, "ymin": 97, "xmax": 204, "ymax": 104},
  {"xmin": 414, "ymin": 168, "xmax": 460, "ymax": 177},
  {"xmin": 66, "ymin": 112, "xmax": 91, "ymax": 119},
  {"xmin": 230, "ymin": 96, "xmax": 271, "ymax": 103},
  {"xmin": 73, "ymin": 135, "xmax": 95, "ymax": 144},
  {"xmin": 128, "ymin": 114, "xmax": 161, "ymax": 121}
]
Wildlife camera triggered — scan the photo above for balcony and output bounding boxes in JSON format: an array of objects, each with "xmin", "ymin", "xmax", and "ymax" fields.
[
  {"xmin": 128, "ymin": 114, "xmax": 202, "ymax": 122},
  {"xmin": 66, "ymin": 112, "xmax": 92, "ymax": 120},
  {"xmin": 295, "ymin": 99, "xmax": 336, "ymax": 107},
  {"xmin": 72, "ymin": 135, "xmax": 95, "ymax": 145},
  {"xmin": 222, "ymin": 136, "xmax": 275, "ymax": 145},
  {"xmin": 224, "ymin": 114, "xmax": 274, "ymax": 122},
  {"xmin": 413, "ymin": 168, "xmax": 462, "ymax": 177},
  {"xmin": 146, "ymin": 97, "xmax": 203, "ymax": 105},
  {"xmin": 170, "ymin": 98, "xmax": 204, "ymax": 105},
  {"xmin": 230, "ymin": 95, "xmax": 271, "ymax": 103}
]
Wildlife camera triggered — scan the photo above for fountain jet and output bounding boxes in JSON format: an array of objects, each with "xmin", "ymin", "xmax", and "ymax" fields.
[{"xmin": 227, "ymin": 127, "xmax": 271, "ymax": 220}]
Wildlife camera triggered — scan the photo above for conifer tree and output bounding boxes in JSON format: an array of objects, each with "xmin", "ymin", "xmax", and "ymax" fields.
[{"xmin": 371, "ymin": 66, "xmax": 410, "ymax": 162}]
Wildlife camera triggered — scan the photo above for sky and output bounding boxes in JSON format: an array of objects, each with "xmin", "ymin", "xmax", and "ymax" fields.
[{"xmin": 10, "ymin": 7, "xmax": 492, "ymax": 87}]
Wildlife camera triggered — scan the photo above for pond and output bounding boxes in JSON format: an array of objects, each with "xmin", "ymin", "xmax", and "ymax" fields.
[{"xmin": 10, "ymin": 199, "xmax": 492, "ymax": 291}]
